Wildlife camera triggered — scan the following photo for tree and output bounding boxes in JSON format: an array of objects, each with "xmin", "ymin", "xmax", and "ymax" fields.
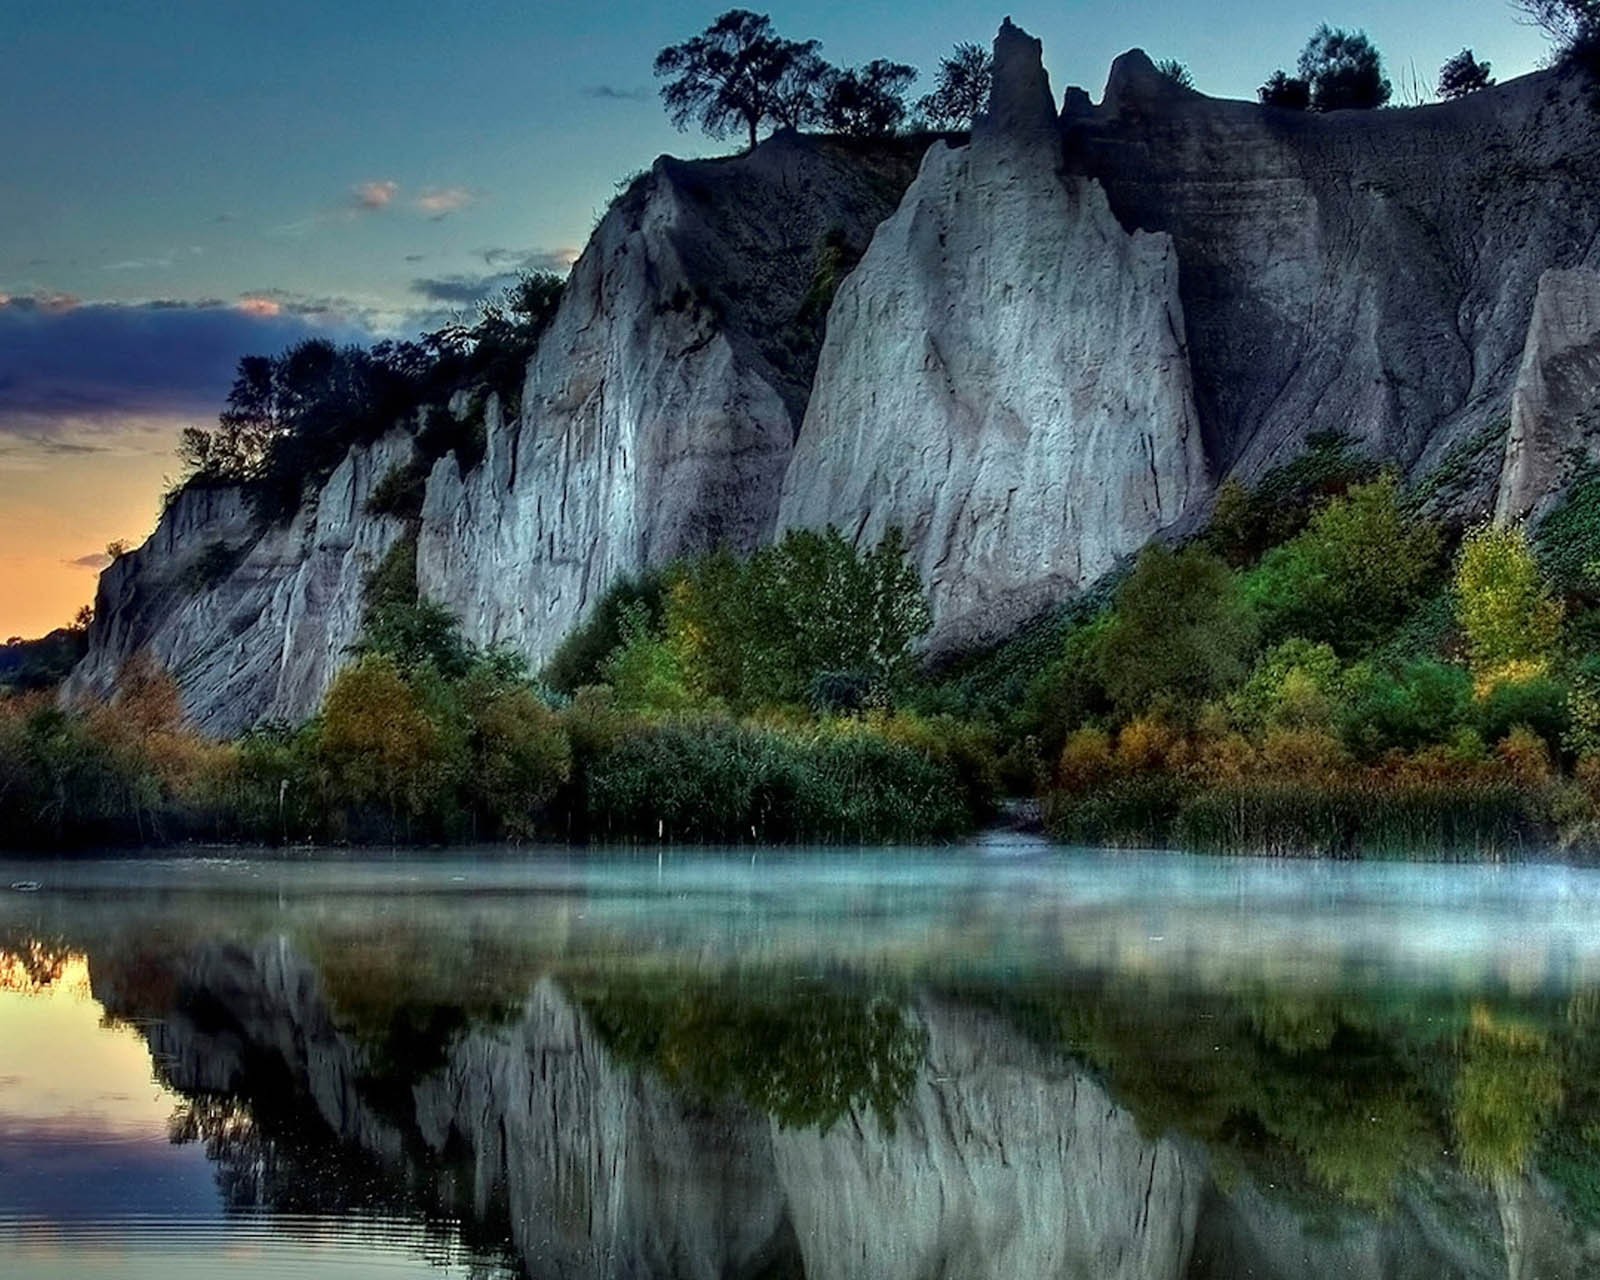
[
  {"xmin": 1155, "ymin": 58, "xmax": 1195, "ymax": 90},
  {"xmin": 1297, "ymin": 26, "xmax": 1392, "ymax": 111},
  {"xmin": 1454, "ymin": 524, "xmax": 1564, "ymax": 686},
  {"xmin": 915, "ymin": 42, "xmax": 992, "ymax": 130},
  {"xmin": 1438, "ymin": 49, "xmax": 1495, "ymax": 98},
  {"xmin": 1095, "ymin": 545, "xmax": 1257, "ymax": 717},
  {"xmin": 1245, "ymin": 477, "xmax": 1441, "ymax": 654},
  {"xmin": 1259, "ymin": 70, "xmax": 1312, "ymax": 110},
  {"xmin": 317, "ymin": 654, "xmax": 447, "ymax": 819},
  {"xmin": 653, "ymin": 10, "xmax": 828, "ymax": 150},
  {"xmin": 822, "ymin": 60, "xmax": 917, "ymax": 136}
]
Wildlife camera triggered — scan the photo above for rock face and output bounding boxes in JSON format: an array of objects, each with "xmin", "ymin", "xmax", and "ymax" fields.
[
  {"xmin": 62, "ymin": 430, "xmax": 416, "ymax": 736},
  {"xmin": 1068, "ymin": 50, "xmax": 1600, "ymax": 497},
  {"xmin": 415, "ymin": 134, "xmax": 924, "ymax": 662},
  {"xmin": 777, "ymin": 22, "xmax": 1206, "ymax": 650},
  {"xmin": 1497, "ymin": 268, "xmax": 1600, "ymax": 522}
]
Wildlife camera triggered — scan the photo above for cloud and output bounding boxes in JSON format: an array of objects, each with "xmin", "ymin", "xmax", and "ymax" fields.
[
  {"xmin": 67, "ymin": 552, "xmax": 112, "ymax": 571},
  {"xmin": 410, "ymin": 247, "xmax": 579, "ymax": 312},
  {"xmin": 352, "ymin": 179, "xmax": 400, "ymax": 211},
  {"xmin": 0, "ymin": 292, "xmax": 375, "ymax": 443},
  {"xmin": 404, "ymin": 253, "xmax": 427, "ymax": 263},
  {"xmin": 411, "ymin": 274, "xmax": 498, "ymax": 307},
  {"xmin": 415, "ymin": 187, "xmax": 477, "ymax": 219},
  {"xmin": 104, "ymin": 255, "xmax": 174, "ymax": 272},
  {"xmin": 584, "ymin": 84, "xmax": 652, "ymax": 102},
  {"xmin": 477, "ymin": 246, "xmax": 580, "ymax": 273}
]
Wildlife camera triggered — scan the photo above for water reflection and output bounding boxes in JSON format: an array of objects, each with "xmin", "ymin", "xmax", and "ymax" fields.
[{"xmin": 4, "ymin": 848, "xmax": 1600, "ymax": 1277}]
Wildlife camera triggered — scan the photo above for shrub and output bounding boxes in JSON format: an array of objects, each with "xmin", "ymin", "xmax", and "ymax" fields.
[
  {"xmin": 1297, "ymin": 25, "xmax": 1391, "ymax": 111},
  {"xmin": 316, "ymin": 654, "xmax": 454, "ymax": 825},
  {"xmin": 465, "ymin": 694, "xmax": 570, "ymax": 837},
  {"xmin": 579, "ymin": 718, "xmax": 973, "ymax": 844},
  {"xmin": 365, "ymin": 460, "xmax": 428, "ymax": 519},
  {"xmin": 543, "ymin": 573, "xmax": 666, "ymax": 695},
  {"xmin": 1438, "ymin": 49, "xmax": 1494, "ymax": 98},
  {"xmin": 1230, "ymin": 639, "xmax": 1342, "ymax": 732},
  {"xmin": 1477, "ymin": 676, "xmax": 1570, "ymax": 757},
  {"xmin": 1058, "ymin": 727, "xmax": 1115, "ymax": 793},
  {"xmin": 1338, "ymin": 660, "xmax": 1472, "ymax": 759},
  {"xmin": 1204, "ymin": 433, "xmax": 1380, "ymax": 568}
]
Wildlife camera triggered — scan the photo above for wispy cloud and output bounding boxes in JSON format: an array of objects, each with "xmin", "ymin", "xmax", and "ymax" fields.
[
  {"xmin": 477, "ymin": 246, "xmax": 580, "ymax": 273},
  {"xmin": 67, "ymin": 552, "xmax": 112, "ymax": 570},
  {"xmin": 412, "ymin": 247, "xmax": 579, "ymax": 311},
  {"xmin": 584, "ymin": 84, "xmax": 652, "ymax": 102},
  {"xmin": 352, "ymin": 179, "xmax": 400, "ymax": 211},
  {"xmin": 415, "ymin": 186, "xmax": 477, "ymax": 219}
]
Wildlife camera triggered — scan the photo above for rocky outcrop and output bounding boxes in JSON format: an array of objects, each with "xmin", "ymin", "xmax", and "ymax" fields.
[
  {"xmin": 415, "ymin": 134, "xmax": 924, "ymax": 662},
  {"xmin": 63, "ymin": 430, "xmax": 416, "ymax": 735},
  {"xmin": 1067, "ymin": 50, "xmax": 1600, "ymax": 502},
  {"xmin": 1497, "ymin": 268, "xmax": 1600, "ymax": 522},
  {"xmin": 777, "ymin": 22, "xmax": 1206, "ymax": 650}
]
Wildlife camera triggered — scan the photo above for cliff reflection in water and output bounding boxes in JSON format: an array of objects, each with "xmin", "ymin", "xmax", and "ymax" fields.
[{"xmin": 6, "ymin": 851, "xmax": 1600, "ymax": 1278}]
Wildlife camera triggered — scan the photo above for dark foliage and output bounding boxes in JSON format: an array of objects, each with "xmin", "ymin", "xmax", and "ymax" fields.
[
  {"xmin": 1438, "ymin": 49, "xmax": 1495, "ymax": 98},
  {"xmin": 1297, "ymin": 26, "xmax": 1392, "ymax": 111},
  {"xmin": 915, "ymin": 41, "xmax": 992, "ymax": 130}
]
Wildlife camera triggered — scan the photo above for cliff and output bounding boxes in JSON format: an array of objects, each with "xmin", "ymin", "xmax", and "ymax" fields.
[
  {"xmin": 415, "ymin": 133, "xmax": 926, "ymax": 660},
  {"xmin": 63, "ymin": 429, "xmax": 416, "ymax": 734},
  {"xmin": 777, "ymin": 22, "xmax": 1206, "ymax": 649},
  {"xmin": 70, "ymin": 22, "xmax": 1600, "ymax": 724}
]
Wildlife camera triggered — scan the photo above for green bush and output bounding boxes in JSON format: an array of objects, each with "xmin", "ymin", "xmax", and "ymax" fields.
[
  {"xmin": 1096, "ymin": 545, "xmax": 1256, "ymax": 718},
  {"xmin": 1476, "ymin": 676, "xmax": 1570, "ymax": 756},
  {"xmin": 1338, "ymin": 660, "xmax": 1473, "ymax": 759},
  {"xmin": 1246, "ymin": 478, "xmax": 1442, "ymax": 655},
  {"xmin": 543, "ymin": 573, "xmax": 666, "ymax": 695}
]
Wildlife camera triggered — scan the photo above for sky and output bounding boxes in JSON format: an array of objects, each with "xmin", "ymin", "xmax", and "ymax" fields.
[{"xmin": 0, "ymin": 0, "xmax": 1553, "ymax": 639}]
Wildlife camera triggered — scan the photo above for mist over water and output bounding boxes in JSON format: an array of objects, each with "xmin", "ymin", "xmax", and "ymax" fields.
[{"xmin": 4, "ymin": 841, "xmax": 1600, "ymax": 1278}]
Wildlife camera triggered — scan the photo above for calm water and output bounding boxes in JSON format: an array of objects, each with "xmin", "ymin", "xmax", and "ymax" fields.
[{"xmin": 3, "ymin": 836, "xmax": 1600, "ymax": 1278}]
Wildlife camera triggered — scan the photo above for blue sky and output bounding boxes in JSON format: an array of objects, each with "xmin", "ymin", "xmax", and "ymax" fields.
[{"xmin": 0, "ymin": 1, "xmax": 1556, "ymax": 635}]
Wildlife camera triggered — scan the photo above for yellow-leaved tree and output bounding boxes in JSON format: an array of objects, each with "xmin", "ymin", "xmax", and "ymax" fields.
[{"xmin": 1453, "ymin": 524, "xmax": 1563, "ymax": 692}]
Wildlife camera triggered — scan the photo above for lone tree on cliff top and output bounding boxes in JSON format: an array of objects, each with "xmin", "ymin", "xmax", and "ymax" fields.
[
  {"xmin": 654, "ymin": 9, "xmax": 828, "ymax": 149},
  {"xmin": 915, "ymin": 42, "xmax": 992, "ymax": 130},
  {"xmin": 1438, "ymin": 49, "xmax": 1495, "ymax": 99}
]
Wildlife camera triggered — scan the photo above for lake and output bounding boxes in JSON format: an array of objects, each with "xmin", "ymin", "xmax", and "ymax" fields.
[{"xmin": 2, "ymin": 835, "xmax": 1599, "ymax": 1278}]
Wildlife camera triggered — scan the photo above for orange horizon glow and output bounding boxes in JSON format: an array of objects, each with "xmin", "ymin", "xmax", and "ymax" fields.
[{"xmin": 0, "ymin": 426, "xmax": 177, "ymax": 641}]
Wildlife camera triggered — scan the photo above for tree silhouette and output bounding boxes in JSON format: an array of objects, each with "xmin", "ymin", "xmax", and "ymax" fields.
[
  {"xmin": 822, "ymin": 59, "xmax": 917, "ymax": 136},
  {"xmin": 653, "ymin": 10, "xmax": 828, "ymax": 149},
  {"xmin": 1297, "ymin": 25, "xmax": 1392, "ymax": 111},
  {"xmin": 1438, "ymin": 49, "xmax": 1495, "ymax": 99},
  {"xmin": 1259, "ymin": 69, "xmax": 1311, "ymax": 110},
  {"xmin": 915, "ymin": 42, "xmax": 992, "ymax": 130},
  {"xmin": 1155, "ymin": 58, "xmax": 1195, "ymax": 90}
]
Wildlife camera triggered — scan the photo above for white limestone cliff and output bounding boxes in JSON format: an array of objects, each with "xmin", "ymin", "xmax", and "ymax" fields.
[
  {"xmin": 62, "ymin": 430, "xmax": 416, "ymax": 736},
  {"xmin": 776, "ymin": 22, "xmax": 1207, "ymax": 651}
]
